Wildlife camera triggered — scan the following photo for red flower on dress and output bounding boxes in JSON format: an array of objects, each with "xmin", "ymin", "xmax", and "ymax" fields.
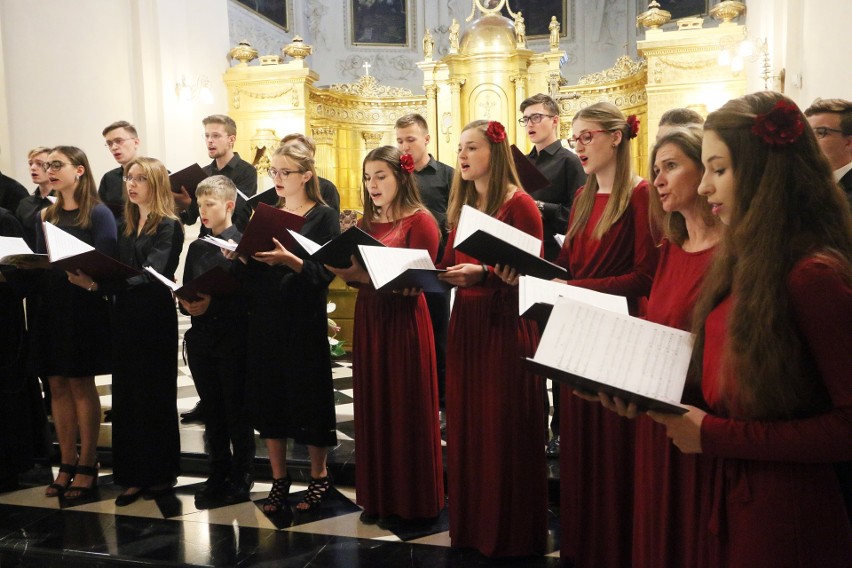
[
  {"xmin": 485, "ymin": 121, "xmax": 507, "ymax": 144},
  {"xmin": 626, "ymin": 115, "xmax": 640, "ymax": 139},
  {"xmin": 400, "ymin": 153, "xmax": 415, "ymax": 173},
  {"xmin": 751, "ymin": 100, "xmax": 805, "ymax": 147}
]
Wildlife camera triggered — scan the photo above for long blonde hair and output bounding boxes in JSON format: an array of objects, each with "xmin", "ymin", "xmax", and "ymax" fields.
[
  {"xmin": 566, "ymin": 102, "xmax": 635, "ymax": 241},
  {"xmin": 41, "ymin": 146, "xmax": 100, "ymax": 229},
  {"xmin": 446, "ymin": 120, "xmax": 522, "ymax": 229},
  {"xmin": 122, "ymin": 157, "xmax": 178, "ymax": 236}
]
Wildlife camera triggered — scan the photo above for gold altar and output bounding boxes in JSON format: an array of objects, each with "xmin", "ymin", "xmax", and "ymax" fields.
[{"xmin": 222, "ymin": 5, "xmax": 749, "ymax": 349}]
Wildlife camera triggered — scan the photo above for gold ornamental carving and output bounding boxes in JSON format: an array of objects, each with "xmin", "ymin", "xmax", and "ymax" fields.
[
  {"xmin": 329, "ymin": 75, "xmax": 413, "ymax": 98},
  {"xmin": 282, "ymin": 36, "xmax": 313, "ymax": 60},
  {"xmin": 709, "ymin": 1, "xmax": 746, "ymax": 23},
  {"xmin": 311, "ymin": 126, "xmax": 336, "ymax": 145},
  {"xmin": 361, "ymin": 131, "xmax": 384, "ymax": 150},
  {"xmin": 231, "ymin": 82, "xmax": 296, "ymax": 110},
  {"xmin": 636, "ymin": 1, "xmax": 672, "ymax": 30},
  {"xmin": 578, "ymin": 56, "xmax": 647, "ymax": 86}
]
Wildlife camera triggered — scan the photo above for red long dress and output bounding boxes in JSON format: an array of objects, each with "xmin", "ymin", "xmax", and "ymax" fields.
[
  {"xmin": 633, "ymin": 240, "xmax": 716, "ymax": 568},
  {"xmin": 441, "ymin": 192, "xmax": 548, "ymax": 558},
  {"xmin": 699, "ymin": 255, "xmax": 852, "ymax": 568},
  {"xmin": 353, "ymin": 211, "xmax": 445, "ymax": 520},
  {"xmin": 556, "ymin": 181, "xmax": 658, "ymax": 567}
]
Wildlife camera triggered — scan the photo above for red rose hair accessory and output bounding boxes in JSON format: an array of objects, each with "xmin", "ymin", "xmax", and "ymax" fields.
[
  {"xmin": 751, "ymin": 100, "xmax": 805, "ymax": 147},
  {"xmin": 399, "ymin": 153, "xmax": 415, "ymax": 173},
  {"xmin": 485, "ymin": 121, "xmax": 507, "ymax": 144},
  {"xmin": 626, "ymin": 115, "xmax": 640, "ymax": 139}
]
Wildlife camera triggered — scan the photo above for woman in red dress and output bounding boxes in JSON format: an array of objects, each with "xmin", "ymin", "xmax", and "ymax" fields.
[
  {"xmin": 556, "ymin": 102, "xmax": 658, "ymax": 568},
  {"xmin": 437, "ymin": 120, "xmax": 547, "ymax": 558},
  {"xmin": 329, "ymin": 146, "xmax": 444, "ymax": 525},
  {"xmin": 652, "ymin": 92, "xmax": 852, "ymax": 567},
  {"xmin": 628, "ymin": 126, "xmax": 722, "ymax": 567}
]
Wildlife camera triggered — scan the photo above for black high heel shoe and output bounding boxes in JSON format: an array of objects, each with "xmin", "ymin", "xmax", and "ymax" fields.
[
  {"xmin": 45, "ymin": 463, "xmax": 76, "ymax": 497},
  {"xmin": 262, "ymin": 477, "xmax": 291, "ymax": 515},
  {"xmin": 295, "ymin": 474, "xmax": 332, "ymax": 512},
  {"xmin": 63, "ymin": 463, "xmax": 99, "ymax": 501}
]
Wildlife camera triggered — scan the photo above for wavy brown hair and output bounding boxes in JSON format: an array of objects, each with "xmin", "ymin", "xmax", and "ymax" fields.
[
  {"xmin": 566, "ymin": 102, "xmax": 636, "ymax": 241},
  {"xmin": 693, "ymin": 91, "xmax": 852, "ymax": 420},
  {"xmin": 122, "ymin": 157, "xmax": 178, "ymax": 237},
  {"xmin": 42, "ymin": 146, "xmax": 100, "ymax": 229},
  {"xmin": 446, "ymin": 120, "xmax": 523, "ymax": 229},
  {"xmin": 648, "ymin": 126, "xmax": 717, "ymax": 246},
  {"xmin": 360, "ymin": 145, "xmax": 434, "ymax": 233}
]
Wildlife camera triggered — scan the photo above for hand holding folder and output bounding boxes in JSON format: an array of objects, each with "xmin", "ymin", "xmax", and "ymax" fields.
[
  {"xmin": 168, "ymin": 164, "xmax": 208, "ymax": 199},
  {"xmin": 358, "ymin": 245, "xmax": 450, "ymax": 293},
  {"xmin": 454, "ymin": 205, "xmax": 567, "ymax": 281},
  {"xmin": 235, "ymin": 203, "xmax": 307, "ymax": 257}
]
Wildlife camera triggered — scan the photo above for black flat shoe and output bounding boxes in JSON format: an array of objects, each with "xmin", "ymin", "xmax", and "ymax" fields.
[
  {"xmin": 143, "ymin": 482, "xmax": 176, "ymax": 500},
  {"xmin": 180, "ymin": 402, "xmax": 204, "ymax": 423},
  {"xmin": 115, "ymin": 487, "xmax": 144, "ymax": 507},
  {"xmin": 359, "ymin": 511, "xmax": 379, "ymax": 525}
]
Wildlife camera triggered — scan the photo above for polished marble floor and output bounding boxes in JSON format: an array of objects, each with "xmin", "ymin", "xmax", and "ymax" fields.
[{"xmin": 1, "ymin": 310, "xmax": 564, "ymax": 566}]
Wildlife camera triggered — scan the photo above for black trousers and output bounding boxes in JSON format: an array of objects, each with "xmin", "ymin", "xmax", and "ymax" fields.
[{"xmin": 186, "ymin": 339, "xmax": 255, "ymax": 481}]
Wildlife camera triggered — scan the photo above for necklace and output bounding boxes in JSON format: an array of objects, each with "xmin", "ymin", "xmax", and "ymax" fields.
[{"xmin": 283, "ymin": 201, "xmax": 308, "ymax": 212}]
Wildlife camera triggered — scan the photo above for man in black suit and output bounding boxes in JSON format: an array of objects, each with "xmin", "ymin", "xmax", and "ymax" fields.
[
  {"xmin": 805, "ymin": 98, "xmax": 852, "ymax": 206},
  {"xmin": 520, "ymin": 93, "xmax": 586, "ymax": 458}
]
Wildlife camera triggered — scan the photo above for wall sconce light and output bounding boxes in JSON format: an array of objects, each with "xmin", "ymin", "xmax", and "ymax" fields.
[
  {"xmin": 717, "ymin": 32, "xmax": 776, "ymax": 89},
  {"xmin": 441, "ymin": 112, "xmax": 453, "ymax": 143},
  {"xmin": 175, "ymin": 75, "xmax": 214, "ymax": 104}
]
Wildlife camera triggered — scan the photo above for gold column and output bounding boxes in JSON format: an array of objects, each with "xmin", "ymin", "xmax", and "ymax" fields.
[
  {"xmin": 311, "ymin": 126, "xmax": 336, "ymax": 183},
  {"xmin": 511, "ymin": 73, "xmax": 528, "ymax": 149},
  {"xmin": 424, "ymin": 84, "xmax": 439, "ymax": 156},
  {"xmin": 448, "ymin": 78, "xmax": 466, "ymax": 145},
  {"xmin": 361, "ymin": 131, "xmax": 384, "ymax": 151}
]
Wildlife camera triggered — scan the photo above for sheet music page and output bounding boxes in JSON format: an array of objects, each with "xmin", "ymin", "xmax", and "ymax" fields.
[
  {"xmin": 287, "ymin": 229, "xmax": 321, "ymax": 255},
  {"xmin": 455, "ymin": 205, "xmax": 541, "ymax": 256},
  {"xmin": 47, "ymin": 196, "xmax": 57, "ymax": 203},
  {"xmin": 519, "ymin": 276, "xmax": 628, "ymax": 316},
  {"xmin": 534, "ymin": 297, "xmax": 693, "ymax": 403},
  {"xmin": 143, "ymin": 266, "xmax": 179, "ymax": 292},
  {"xmin": 201, "ymin": 235, "xmax": 238, "ymax": 251},
  {"xmin": 236, "ymin": 189, "xmax": 250, "ymax": 202},
  {"xmin": 358, "ymin": 245, "xmax": 435, "ymax": 289},
  {"xmin": 43, "ymin": 221, "xmax": 94, "ymax": 261},
  {"xmin": 0, "ymin": 236, "xmax": 35, "ymax": 256},
  {"xmin": 553, "ymin": 234, "xmax": 565, "ymax": 247}
]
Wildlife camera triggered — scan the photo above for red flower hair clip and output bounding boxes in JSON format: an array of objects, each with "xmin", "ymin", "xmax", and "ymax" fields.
[
  {"xmin": 626, "ymin": 115, "xmax": 640, "ymax": 139},
  {"xmin": 485, "ymin": 121, "xmax": 507, "ymax": 144},
  {"xmin": 751, "ymin": 100, "xmax": 805, "ymax": 147},
  {"xmin": 399, "ymin": 153, "xmax": 415, "ymax": 173}
]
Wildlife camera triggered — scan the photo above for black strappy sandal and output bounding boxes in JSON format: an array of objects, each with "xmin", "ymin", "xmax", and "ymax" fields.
[
  {"xmin": 64, "ymin": 463, "xmax": 99, "ymax": 501},
  {"xmin": 296, "ymin": 474, "xmax": 332, "ymax": 512},
  {"xmin": 262, "ymin": 477, "xmax": 291, "ymax": 514},
  {"xmin": 45, "ymin": 463, "xmax": 76, "ymax": 497}
]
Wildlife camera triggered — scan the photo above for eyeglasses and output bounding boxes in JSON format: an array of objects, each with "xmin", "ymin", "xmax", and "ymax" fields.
[
  {"xmin": 42, "ymin": 161, "xmax": 72, "ymax": 172},
  {"xmin": 268, "ymin": 168, "xmax": 303, "ymax": 179},
  {"xmin": 812, "ymin": 126, "xmax": 845, "ymax": 139},
  {"xmin": 105, "ymin": 137, "xmax": 134, "ymax": 148},
  {"xmin": 566, "ymin": 129, "xmax": 610, "ymax": 149},
  {"xmin": 518, "ymin": 113, "xmax": 555, "ymax": 126},
  {"xmin": 122, "ymin": 175, "xmax": 148, "ymax": 184}
]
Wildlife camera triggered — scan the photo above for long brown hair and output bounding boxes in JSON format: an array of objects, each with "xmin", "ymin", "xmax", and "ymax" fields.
[
  {"xmin": 272, "ymin": 141, "xmax": 324, "ymax": 208},
  {"xmin": 693, "ymin": 91, "xmax": 852, "ymax": 420},
  {"xmin": 446, "ymin": 120, "xmax": 522, "ymax": 229},
  {"xmin": 122, "ymin": 157, "xmax": 178, "ymax": 236},
  {"xmin": 360, "ymin": 145, "xmax": 433, "ymax": 233},
  {"xmin": 648, "ymin": 126, "xmax": 716, "ymax": 246},
  {"xmin": 566, "ymin": 102, "xmax": 636, "ymax": 241},
  {"xmin": 41, "ymin": 146, "xmax": 100, "ymax": 229}
]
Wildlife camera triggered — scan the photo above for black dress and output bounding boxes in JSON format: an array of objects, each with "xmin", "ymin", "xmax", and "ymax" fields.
[
  {"xmin": 33, "ymin": 205, "xmax": 117, "ymax": 377},
  {"xmin": 238, "ymin": 205, "xmax": 339, "ymax": 446},
  {"xmin": 103, "ymin": 217, "xmax": 184, "ymax": 487}
]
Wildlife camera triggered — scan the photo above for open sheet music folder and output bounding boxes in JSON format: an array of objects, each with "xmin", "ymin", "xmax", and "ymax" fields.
[
  {"xmin": 145, "ymin": 265, "xmax": 239, "ymax": 302},
  {"xmin": 527, "ymin": 296, "xmax": 692, "ymax": 415},
  {"xmin": 235, "ymin": 203, "xmax": 306, "ymax": 257},
  {"xmin": 358, "ymin": 245, "xmax": 450, "ymax": 293},
  {"xmin": 42, "ymin": 222, "xmax": 140, "ymax": 280},
  {"xmin": 0, "ymin": 236, "xmax": 47, "ymax": 265},
  {"xmin": 310, "ymin": 227, "xmax": 384, "ymax": 269},
  {"xmin": 519, "ymin": 275, "xmax": 628, "ymax": 326},
  {"xmin": 168, "ymin": 163, "xmax": 207, "ymax": 198},
  {"xmin": 453, "ymin": 205, "xmax": 567, "ymax": 281}
]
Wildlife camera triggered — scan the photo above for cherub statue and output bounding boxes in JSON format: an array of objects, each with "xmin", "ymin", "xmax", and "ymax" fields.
[{"xmin": 549, "ymin": 16, "xmax": 561, "ymax": 50}]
